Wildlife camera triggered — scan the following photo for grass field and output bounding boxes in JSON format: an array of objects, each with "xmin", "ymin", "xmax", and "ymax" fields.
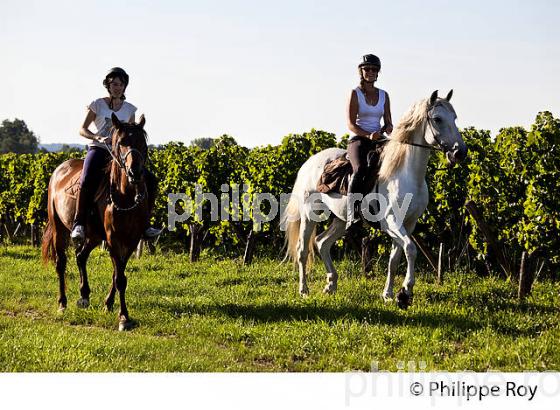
[{"xmin": 0, "ymin": 245, "xmax": 558, "ymax": 372}]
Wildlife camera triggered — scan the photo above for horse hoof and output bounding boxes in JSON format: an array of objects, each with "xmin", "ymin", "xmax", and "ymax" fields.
[
  {"xmin": 76, "ymin": 298, "xmax": 90, "ymax": 308},
  {"xmin": 396, "ymin": 287, "xmax": 413, "ymax": 309},
  {"xmin": 57, "ymin": 305, "xmax": 66, "ymax": 314},
  {"xmin": 323, "ymin": 284, "xmax": 337, "ymax": 294},
  {"xmin": 381, "ymin": 294, "xmax": 393, "ymax": 303},
  {"xmin": 118, "ymin": 317, "xmax": 136, "ymax": 332}
]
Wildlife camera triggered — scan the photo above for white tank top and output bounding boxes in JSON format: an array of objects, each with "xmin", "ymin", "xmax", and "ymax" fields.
[{"xmin": 355, "ymin": 87, "xmax": 385, "ymax": 133}]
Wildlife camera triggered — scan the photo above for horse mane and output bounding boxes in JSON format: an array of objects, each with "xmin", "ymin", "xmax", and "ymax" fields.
[
  {"xmin": 378, "ymin": 97, "xmax": 456, "ymax": 182},
  {"xmin": 378, "ymin": 98, "xmax": 428, "ymax": 182}
]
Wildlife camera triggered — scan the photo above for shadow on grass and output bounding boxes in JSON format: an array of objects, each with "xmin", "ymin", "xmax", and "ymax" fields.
[
  {"xmin": 153, "ymin": 294, "xmax": 555, "ymax": 338},
  {"xmin": 0, "ymin": 249, "xmax": 38, "ymax": 262},
  {"xmin": 425, "ymin": 288, "xmax": 559, "ymax": 315},
  {"xmin": 157, "ymin": 301, "xmax": 495, "ymax": 334}
]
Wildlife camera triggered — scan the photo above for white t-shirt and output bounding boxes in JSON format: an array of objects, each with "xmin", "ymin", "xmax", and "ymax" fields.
[
  {"xmin": 355, "ymin": 87, "xmax": 385, "ymax": 133},
  {"xmin": 87, "ymin": 98, "xmax": 137, "ymax": 148}
]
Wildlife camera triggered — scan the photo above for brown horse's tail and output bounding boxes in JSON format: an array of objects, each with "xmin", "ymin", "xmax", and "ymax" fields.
[{"xmin": 41, "ymin": 221, "xmax": 55, "ymax": 265}]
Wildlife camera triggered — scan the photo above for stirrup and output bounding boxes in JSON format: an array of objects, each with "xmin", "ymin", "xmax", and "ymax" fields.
[
  {"xmin": 345, "ymin": 200, "xmax": 361, "ymax": 231},
  {"xmin": 70, "ymin": 225, "xmax": 85, "ymax": 241},
  {"xmin": 143, "ymin": 226, "xmax": 163, "ymax": 239}
]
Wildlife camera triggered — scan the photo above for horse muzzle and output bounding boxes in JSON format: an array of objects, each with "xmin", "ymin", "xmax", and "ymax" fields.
[{"xmin": 445, "ymin": 144, "xmax": 468, "ymax": 165}]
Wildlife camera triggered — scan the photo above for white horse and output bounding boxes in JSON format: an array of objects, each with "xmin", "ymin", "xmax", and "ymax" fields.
[{"xmin": 282, "ymin": 90, "xmax": 467, "ymax": 308}]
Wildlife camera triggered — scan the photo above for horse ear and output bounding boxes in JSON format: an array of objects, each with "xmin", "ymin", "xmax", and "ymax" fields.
[
  {"xmin": 445, "ymin": 89, "xmax": 453, "ymax": 101},
  {"xmin": 429, "ymin": 90, "xmax": 438, "ymax": 106},
  {"xmin": 111, "ymin": 113, "xmax": 123, "ymax": 130},
  {"xmin": 138, "ymin": 114, "xmax": 146, "ymax": 128}
]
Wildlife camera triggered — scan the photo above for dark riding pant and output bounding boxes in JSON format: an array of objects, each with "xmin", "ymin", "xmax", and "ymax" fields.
[
  {"xmin": 73, "ymin": 146, "xmax": 158, "ymax": 229},
  {"xmin": 73, "ymin": 147, "xmax": 111, "ymax": 228},
  {"xmin": 347, "ymin": 136, "xmax": 376, "ymax": 196}
]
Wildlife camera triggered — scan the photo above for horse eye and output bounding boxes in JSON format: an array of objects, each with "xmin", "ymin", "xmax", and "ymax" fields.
[{"xmin": 434, "ymin": 117, "xmax": 442, "ymax": 123}]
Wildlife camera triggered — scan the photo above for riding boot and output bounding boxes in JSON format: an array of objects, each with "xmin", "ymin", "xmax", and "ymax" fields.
[
  {"xmin": 345, "ymin": 175, "xmax": 363, "ymax": 232},
  {"xmin": 71, "ymin": 186, "xmax": 90, "ymax": 241}
]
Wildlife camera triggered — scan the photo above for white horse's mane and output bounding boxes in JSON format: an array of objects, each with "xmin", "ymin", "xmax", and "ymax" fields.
[{"xmin": 378, "ymin": 97, "xmax": 454, "ymax": 181}]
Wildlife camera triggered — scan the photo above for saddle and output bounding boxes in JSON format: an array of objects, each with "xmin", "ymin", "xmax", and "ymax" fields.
[
  {"xmin": 64, "ymin": 176, "xmax": 109, "ymax": 203},
  {"xmin": 317, "ymin": 143, "xmax": 385, "ymax": 195}
]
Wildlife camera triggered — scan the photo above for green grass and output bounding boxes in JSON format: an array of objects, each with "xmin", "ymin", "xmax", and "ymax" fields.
[{"xmin": 0, "ymin": 245, "xmax": 558, "ymax": 371}]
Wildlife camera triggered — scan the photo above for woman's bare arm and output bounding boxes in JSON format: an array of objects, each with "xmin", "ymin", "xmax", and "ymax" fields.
[
  {"xmin": 383, "ymin": 92, "xmax": 393, "ymax": 134},
  {"xmin": 79, "ymin": 109, "xmax": 104, "ymax": 142}
]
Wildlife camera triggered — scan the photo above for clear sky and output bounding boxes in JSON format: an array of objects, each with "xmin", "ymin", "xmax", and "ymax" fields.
[{"xmin": 1, "ymin": 0, "xmax": 558, "ymax": 147}]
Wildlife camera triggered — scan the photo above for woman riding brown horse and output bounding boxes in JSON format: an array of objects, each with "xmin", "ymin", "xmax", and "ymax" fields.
[{"xmin": 42, "ymin": 114, "xmax": 150, "ymax": 331}]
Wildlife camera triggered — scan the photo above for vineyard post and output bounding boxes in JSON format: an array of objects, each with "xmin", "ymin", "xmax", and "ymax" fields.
[
  {"xmin": 518, "ymin": 251, "xmax": 535, "ymax": 299},
  {"xmin": 437, "ymin": 242, "xmax": 444, "ymax": 285},
  {"xmin": 361, "ymin": 236, "xmax": 374, "ymax": 276},
  {"xmin": 30, "ymin": 224, "xmax": 38, "ymax": 247},
  {"xmin": 411, "ymin": 234, "xmax": 438, "ymax": 273},
  {"xmin": 189, "ymin": 223, "xmax": 203, "ymax": 262},
  {"xmin": 243, "ymin": 230, "xmax": 257, "ymax": 266},
  {"xmin": 135, "ymin": 240, "xmax": 144, "ymax": 259}
]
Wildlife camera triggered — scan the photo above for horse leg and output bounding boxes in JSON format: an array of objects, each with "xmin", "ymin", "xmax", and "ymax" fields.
[
  {"xmin": 316, "ymin": 218, "xmax": 345, "ymax": 294},
  {"xmin": 75, "ymin": 239, "xmax": 99, "ymax": 308},
  {"xmin": 110, "ymin": 251, "xmax": 135, "ymax": 331},
  {"xmin": 54, "ymin": 232, "xmax": 68, "ymax": 312},
  {"xmin": 297, "ymin": 217, "xmax": 316, "ymax": 297},
  {"xmin": 395, "ymin": 234, "xmax": 417, "ymax": 309},
  {"xmin": 383, "ymin": 217, "xmax": 416, "ymax": 309},
  {"xmin": 389, "ymin": 230, "xmax": 416, "ymax": 309},
  {"xmin": 396, "ymin": 221, "xmax": 419, "ymax": 307},
  {"xmin": 382, "ymin": 240, "xmax": 403, "ymax": 302},
  {"xmin": 104, "ymin": 253, "xmax": 117, "ymax": 311}
]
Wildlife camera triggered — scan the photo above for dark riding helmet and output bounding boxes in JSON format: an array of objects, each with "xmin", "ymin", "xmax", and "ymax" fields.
[
  {"xmin": 359, "ymin": 54, "xmax": 381, "ymax": 69},
  {"xmin": 103, "ymin": 67, "xmax": 129, "ymax": 88}
]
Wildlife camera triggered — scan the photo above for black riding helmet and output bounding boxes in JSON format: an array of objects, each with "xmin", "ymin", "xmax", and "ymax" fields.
[
  {"xmin": 103, "ymin": 67, "xmax": 129, "ymax": 89},
  {"xmin": 359, "ymin": 54, "xmax": 381, "ymax": 69}
]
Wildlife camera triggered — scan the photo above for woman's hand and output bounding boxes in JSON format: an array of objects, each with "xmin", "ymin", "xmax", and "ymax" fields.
[
  {"xmin": 369, "ymin": 131, "xmax": 381, "ymax": 140},
  {"xmin": 94, "ymin": 135, "xmax": 110, "ymax": 144}
]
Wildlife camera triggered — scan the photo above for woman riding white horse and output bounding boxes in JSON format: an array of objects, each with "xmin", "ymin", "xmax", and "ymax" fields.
[{"xmin": 282, "ymin": 90, "xmax": 467, "ymax": 308}]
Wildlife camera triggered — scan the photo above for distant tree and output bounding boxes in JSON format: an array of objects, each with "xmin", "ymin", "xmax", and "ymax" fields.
[
  {"xmin": 0, "ymin": 119, "xmax": 39, "ymax": 154},
  {"xmin": 190, "ymin": 137, "xmax": 215, "ymax": 150}
]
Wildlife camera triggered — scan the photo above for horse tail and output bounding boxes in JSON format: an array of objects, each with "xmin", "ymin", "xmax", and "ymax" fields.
[
  {"xmin": 41, "ymin": 221, "xmax": 55, "ymax": 265},
  {"xmin": 282, "ymin": 191, "xmax": 316, "ymax": 265},
  {"xmin": 283, "ymin": 195, "xmax": 301, "ymax": 262}
]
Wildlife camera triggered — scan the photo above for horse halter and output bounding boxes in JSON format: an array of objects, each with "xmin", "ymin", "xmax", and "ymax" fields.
[
  {"xmin": 380, "ymin": 103, "xmax": 447, "ymax": 152},
  {"xmin": 423, "ymin": 104, "xmax": 448, "ymax": 152},
  {"xmin": 104, "ymin": 139, "xmax": 147, "ymax": 212}
]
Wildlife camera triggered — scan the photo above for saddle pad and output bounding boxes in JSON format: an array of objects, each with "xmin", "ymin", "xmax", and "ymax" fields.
[
  {"xmin": 317, "ymin": 155, "xmax": 352, "ymax": 195},
  {"xmin": 63, "ymin": 175, "xmax": 109, "ymax": 203}
]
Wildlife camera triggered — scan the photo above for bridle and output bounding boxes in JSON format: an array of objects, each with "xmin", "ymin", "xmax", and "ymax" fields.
[
  {"xmin": 378, "ymin": 103, "xmax": 448, "ymax": 152},
  {"xmin": 104, "ymin": 138, "xmax": 147, "ymax": 212}
]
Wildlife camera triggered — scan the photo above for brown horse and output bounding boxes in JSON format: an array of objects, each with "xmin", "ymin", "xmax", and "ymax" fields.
[{"xmin": 42, "ymin": 113, "xmax": 150, "ymax": 331}]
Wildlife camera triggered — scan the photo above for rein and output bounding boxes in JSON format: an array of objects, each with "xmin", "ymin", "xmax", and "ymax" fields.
[
  {"xmin": 103, "ymin": 140, "xmax": 147, "ymax": 212},
  {"xmin": 382, "ymin": 115, "xmax": 445, "ymax": 152},
  {"xmin": 376, "ymin": 105, "xmax": 451, "ymax": 171},
  {"xmin": 378, "ymin": 112, "xmax": 445, "ymax": 152}
]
